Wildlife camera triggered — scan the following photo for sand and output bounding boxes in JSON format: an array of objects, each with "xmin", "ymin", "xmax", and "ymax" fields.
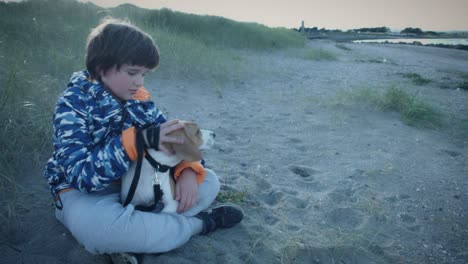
[{"xmin": 1, "ymin": 41, "xmax": 467, "ymax": 263}]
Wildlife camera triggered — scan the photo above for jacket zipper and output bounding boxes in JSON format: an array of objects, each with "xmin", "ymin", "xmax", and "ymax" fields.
[{"xmin": 119, "ymin": 108, "xmax": 127, "ymax": 130}]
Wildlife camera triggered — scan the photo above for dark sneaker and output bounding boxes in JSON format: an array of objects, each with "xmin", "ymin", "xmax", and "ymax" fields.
[
  {"xmin": 195, "ymin": 204, "xmax": 244, "ymax": 235},
  {"xmin": 109, "ymin": 252, "xmax": 141, "ymax": 264}
]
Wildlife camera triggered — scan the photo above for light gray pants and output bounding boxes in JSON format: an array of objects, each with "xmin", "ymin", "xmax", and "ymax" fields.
[{"xmin": 55, "ymin": 169, "xmax": 220, "ymax": 254}]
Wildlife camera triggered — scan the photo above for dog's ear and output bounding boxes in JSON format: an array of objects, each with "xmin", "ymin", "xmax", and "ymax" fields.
[
  {"xmin": 171, "ymin": 122, "xmax": 203, "ymax": 162},
  {"xmin": 182, "ymin": 122, "xmax": 203, "ymax": 147}
]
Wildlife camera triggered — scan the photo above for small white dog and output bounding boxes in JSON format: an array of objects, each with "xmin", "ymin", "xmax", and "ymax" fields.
[{"xmin": 120, "ymin": 121, "xmax": 215, "ymax": 213}]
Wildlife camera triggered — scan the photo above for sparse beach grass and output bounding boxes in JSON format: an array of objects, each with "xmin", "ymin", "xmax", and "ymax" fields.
[
  {"xmin": 336, "ymin": 43, "xmax": 352, "ymax": 51},
  {"xmin": 216, "ymin": 189, "xmax": 248, "ymax": 204},
  {"xmin": 334, "ymin": 87, "xmax": 444, "ymax": 129},
  {"xmin": 458, "ymin": 72, "xmax": 468, "ymax": 90},
  {"xmin": 301, "ymin": 48, "xmax": 337, "ymax": 61},
  {"xmin": 381, "ymin": 87, "xmax": 444, "ymax": 128},
  {"xmin": 0, "ymin": 65, "xmax": 57, "ymax": 227},
  {"xmin": 459, "ymin": 72, "xmax": 468, "ymax": 80},
  {"xmin": 2, "ymin": 2, "xmax": 467, "ymax": 263},
  {"xmin": 459, "ymin": 82, "xmax": 468, "ymax": 90},
  {"xmin": 400, "ymin": 72, "xmax": 432, "ymax": 85},
  {"xmin": 0, "ymin": 0, "xmax": 303, "ymax": 226}
]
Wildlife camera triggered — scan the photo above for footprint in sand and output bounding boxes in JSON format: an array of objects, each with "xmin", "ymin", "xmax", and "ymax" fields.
[
  {"xmin": 262, "ymin": 212, "xmax": 280, "ymax": 225},
  {"xmin": 325, "ymin": 208, "xmax": 367, "ymax": 230},
  {"xmin": 286, "ymin": 138, "xmax": 309, "ymax": 152},
  {"xmin": 260, "ymin": 190, "xmax": 285, "ymax": 206},
  {"xmin": 284, "ymin": 196, "xmax": 309, "ymax": 209},
  {"xmin": 295, "ymin": 145, "xmax": 309, "ymax": 152},
  {"xmin": 253, "ymin": 177, "xmax": 272, "ymax": 190},
  {"xmin": 286, "ymin": 224, "xmax": 301, "ymax": 232},
  {"xmin": 289, "ymin": 165, "xmax": 326, "ymax": 192},
  {"xmin": 287, "ymin": 137, "xmax": 302, "ymax": 144},
  {"xmin": 282, "ymin": 246, "xmax": 391, "ymax": 264},
  {"xmin": 328, "ymin": 187, "xmax": 358, "ymax": 203},
  {"xmin": 398, "ymin": 213, "xmax": 417, "ymax": 224},
  {"xmin": 290, "ymin": 165, "xmax": 320, "ymax": 179},
  {"xmin": 442, "ymin": 149, "xmax": 462, "ymax": 157}
]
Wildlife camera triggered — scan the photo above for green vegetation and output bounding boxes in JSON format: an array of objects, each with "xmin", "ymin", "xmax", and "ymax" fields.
[
  {"xmin": 335, "ymin": 44, "xmax": 352, "ymax": 51},
  {"xmin": 300, "ymin": 48, "xmax": 337, "ymax": 61},
  {"xmin": 458, "ymin": 72, "xmax": 468, "ymax": 90},
  {"xmin": 352, "ymin": 27, "xmax": 390, "ymax": 34},
  {"xmin": 216, "ymin": 189, "xmax": 248, "ymax": 204},
  {"xmin": 380, "ymin": 87, "xmax": 444, "ymax": 128},
  {"xmin": 337, "ymin": 87, "xmax": 444, "ymax": 129},
  {"xmin": 460, "ymin": 72, "xmax": 468, "ymax": 80},
  {"xmin": 401, "ymin": 27, "xmax": 424, "ymax": 35},
  {"xmin": 459, "ymin": 82, "xmax": 468, "ymax": 90},
  {"xmin": 400, "ymin": 73, "xmax": 431, "ymax": 85},
  {"xmin": 0, "ymin": 0, "xmax": 304, "ymax": 222},
  {"xmin": 399, "ymin": 27, "xmax": 439, "ymax": 36}
]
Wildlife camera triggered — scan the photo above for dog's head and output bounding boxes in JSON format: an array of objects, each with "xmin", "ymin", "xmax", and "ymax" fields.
[{"xmin": 168, "ymin": 121, "xmax": 215, "ymax": 162}]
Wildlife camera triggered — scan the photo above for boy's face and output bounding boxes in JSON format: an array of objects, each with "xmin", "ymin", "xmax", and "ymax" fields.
[{"xmin": 100, "ymin": 64, "xmax": 150, "ymax": 102}]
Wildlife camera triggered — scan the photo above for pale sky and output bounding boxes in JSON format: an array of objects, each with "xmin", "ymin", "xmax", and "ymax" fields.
[
  {"xmin": 2, "ymin": 0, "xmax": 465, "ymax": 31},
  {"xmin": 76, "ymin": 0, "xmax": 468, "ymax": 31}
]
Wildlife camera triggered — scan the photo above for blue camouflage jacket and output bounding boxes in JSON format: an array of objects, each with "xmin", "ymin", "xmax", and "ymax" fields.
[{"xmin": 44, "ymin": 71, "xmax": 166, "ymax": 198}]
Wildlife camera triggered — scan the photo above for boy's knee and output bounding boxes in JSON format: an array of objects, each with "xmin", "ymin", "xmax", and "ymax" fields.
[
  {"xmin": 204, "ymin": 169, "xmax": 220, "ymax": 194},
  {"xmin": 72, "ymin": 205, "xmax": 140, "ymax": 254}
]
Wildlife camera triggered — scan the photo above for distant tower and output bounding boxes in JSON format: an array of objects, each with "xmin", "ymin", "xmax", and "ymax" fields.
[{"xmin": 300, "ymin": 20, "xmax": 305, "ymax": 33}]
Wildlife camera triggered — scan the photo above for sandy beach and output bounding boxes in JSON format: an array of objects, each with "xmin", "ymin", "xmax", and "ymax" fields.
[{"xmin": 1, "ymin": 40, "xmax": 467, "ymax": 263}]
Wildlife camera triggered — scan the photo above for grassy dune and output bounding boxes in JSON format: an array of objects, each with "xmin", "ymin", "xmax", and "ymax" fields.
[
  {"xmin": 0, "ymin": 0, "xmax": 304, "ymax": 221},
  {"xmin": 1, "ymin": 0, "xmax": 454, "ymax": 240}
]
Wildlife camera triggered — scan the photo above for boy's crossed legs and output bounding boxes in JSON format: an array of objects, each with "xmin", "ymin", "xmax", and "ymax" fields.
[{"xmin": 55, "ymin": 169, "xmax": 242, "ymax": 254}]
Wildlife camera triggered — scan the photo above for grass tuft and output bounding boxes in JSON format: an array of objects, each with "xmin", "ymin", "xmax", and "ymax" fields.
[
  {"xmin": 336, "ymin": 87, "xmax": 444, "ymax": 129},
  {"xmin": 300, "ymin": 48, "xmax": 337, "ymax": 61},
  {"xmin": 216, "ymin": 189, "xmax": 248, "ymax": 204},
  {"xmin": 458, "ymin": 82, "xmax": 468, "ymax": 90},
  {"xmin": 400, "ymin": 73, "xmax": 431, "ymax": 85},
  {"xmin": 380, "ymin": 87, "xmax": 444, "ymax": 128},
  {"xmin": 380, "ymin": 87, "xmax": 413, "ymax": 111},
  {"xmin": 336, "ymin": 43, "xmax": 352, "ymax": 51}
]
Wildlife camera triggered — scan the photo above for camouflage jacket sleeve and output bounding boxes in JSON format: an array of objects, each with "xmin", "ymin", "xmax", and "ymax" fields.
[{"xmin": 52, "ymin": 92, "xmax": 130, "ymax": 193}]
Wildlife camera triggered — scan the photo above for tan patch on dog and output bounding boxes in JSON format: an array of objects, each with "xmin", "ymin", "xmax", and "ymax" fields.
[{"xmin": 169, "ymin": 121, "xmax": 203, "ymax": 162}]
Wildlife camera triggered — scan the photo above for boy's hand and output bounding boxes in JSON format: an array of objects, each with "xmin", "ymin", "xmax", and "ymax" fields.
[
  {"xmin": 175, "ymin": 168, "xmax": 198, "ymax": 213},
  {"xmin": 144, "ymin": 119, "xmax": 185, "ymax": 156}
]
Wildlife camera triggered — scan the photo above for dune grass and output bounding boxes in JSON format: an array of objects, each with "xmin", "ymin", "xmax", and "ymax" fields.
[
  {"xmin": 0, "ymin": 0, "xmax": 304, "ymax": 223},
  {"xmin": 380, "ymin": 88, "xmax": 444, "ymax": 128},
  {"xmin": 336, "ymin": 87, "xmax": 444, "ymax": 129}
]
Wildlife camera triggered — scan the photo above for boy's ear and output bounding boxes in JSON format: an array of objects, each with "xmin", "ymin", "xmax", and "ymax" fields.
[{"xmin": 96, "ymin": 65, "xmax": 104, "ymax": 78}]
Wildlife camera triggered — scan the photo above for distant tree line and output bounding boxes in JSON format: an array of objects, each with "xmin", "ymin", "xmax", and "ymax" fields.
[
  {"xmin": 350, "ymin": 27, "xmax": 390, "ymax": 33},
  {"xmin": 400, "ymin": 27, "xmax": 439, "ymax": 36},
  {"xmin": 294, "ymin": 26, "xmax": 390, "ymax": 33},
  {"xmin": 295, "ymin": 26, "xmax": 440, "ymax": 36},
  {"xmin": 294, "ymin": 27, "xmax": 337, "ymax": 33}
]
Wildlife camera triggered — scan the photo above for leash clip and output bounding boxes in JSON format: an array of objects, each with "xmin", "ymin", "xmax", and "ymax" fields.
[{"xmin": 153, "ymin": 171, "xmax": 161, "ymax": 185}]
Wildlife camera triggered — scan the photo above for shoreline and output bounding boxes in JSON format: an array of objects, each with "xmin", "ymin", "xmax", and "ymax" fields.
[
  {"xmin": 352, "ymin": 41, "xmax": 468, "ymax": 51},
  {"xmin": 306, "ymin": 33, "xmax": 468, "ymax": 51}
]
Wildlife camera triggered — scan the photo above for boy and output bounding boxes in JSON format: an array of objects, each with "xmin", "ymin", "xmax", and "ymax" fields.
[{"xmin": 44, "ymin": 18, "xmax": 243, "ymax": 259}]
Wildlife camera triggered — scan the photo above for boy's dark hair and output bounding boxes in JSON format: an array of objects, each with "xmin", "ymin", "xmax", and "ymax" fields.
[{"xmin": 86, "ymin": 18, "xmax": 159, "ymax": 80}]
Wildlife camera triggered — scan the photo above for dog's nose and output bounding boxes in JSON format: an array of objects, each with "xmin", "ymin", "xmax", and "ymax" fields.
[{"xmin": 212, "ymin": 132, "xmax": 216, "ymax": 138}]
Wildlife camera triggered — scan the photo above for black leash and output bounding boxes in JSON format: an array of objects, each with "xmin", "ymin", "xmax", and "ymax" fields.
[{"xmin": 123, "ymin": 127, "xmax": 167, "ymax": 212}]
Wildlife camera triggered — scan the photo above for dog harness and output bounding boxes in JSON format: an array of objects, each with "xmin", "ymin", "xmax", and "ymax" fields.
[{"xmin": 122, "ymin": 127, "xmax": 174, "ymax": 212}]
